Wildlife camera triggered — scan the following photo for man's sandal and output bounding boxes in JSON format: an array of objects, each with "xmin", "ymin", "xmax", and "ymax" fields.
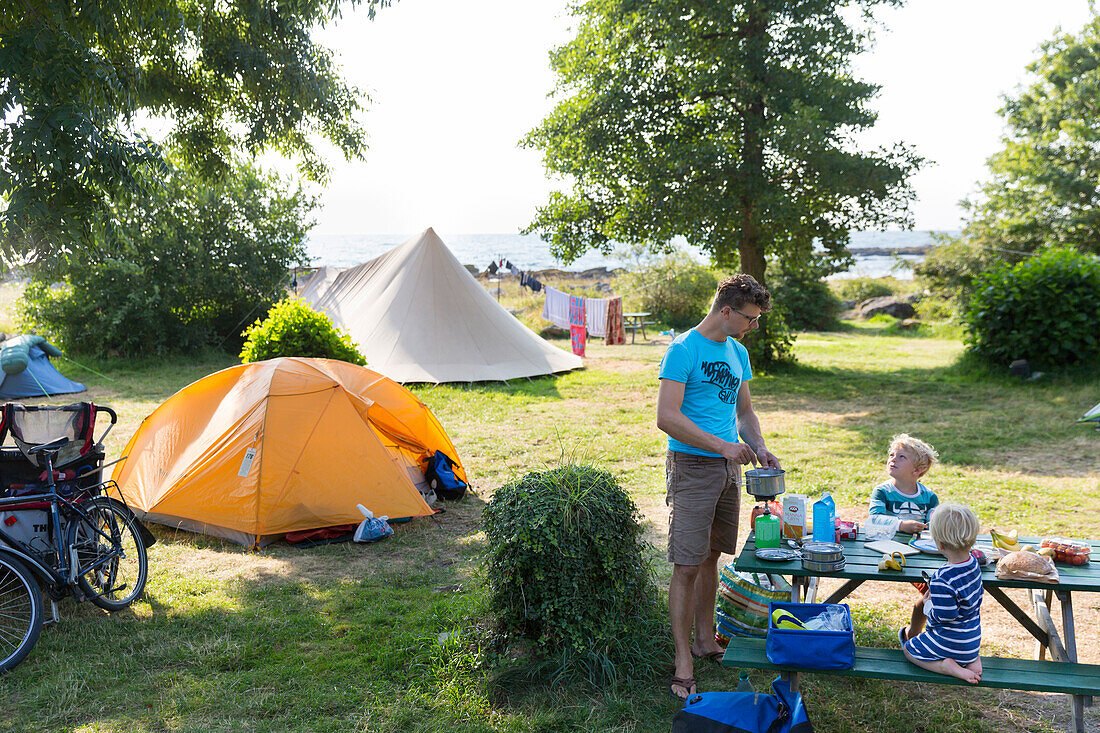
[
  {"xmin": 669, "ymin": 676, "xmax": 697, "ymax": 701},
  {"xmin": 692, "ymin": 650, "xmax": 724, "ymax": 665}
]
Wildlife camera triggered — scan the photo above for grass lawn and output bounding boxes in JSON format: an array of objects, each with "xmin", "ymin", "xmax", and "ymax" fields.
[{"xmin": 1, "ymin": 287, "xmax": 1099, "ymax": 732}]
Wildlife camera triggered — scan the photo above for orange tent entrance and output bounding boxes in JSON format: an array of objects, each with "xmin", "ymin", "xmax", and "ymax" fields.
[{"xmin": 113, "ymin": 358, "xmax": 467, "ymax": 547}]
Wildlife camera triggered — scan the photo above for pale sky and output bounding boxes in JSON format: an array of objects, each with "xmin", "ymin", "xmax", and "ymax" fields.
[{"xmin": 302, "ymin": 0, "xmax": 1095, "ymax": 235}]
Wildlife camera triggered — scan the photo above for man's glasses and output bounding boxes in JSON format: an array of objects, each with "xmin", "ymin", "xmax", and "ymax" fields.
[{"xmin": 726, "ymin": 307, "xmax": 760, "ymax": 326}]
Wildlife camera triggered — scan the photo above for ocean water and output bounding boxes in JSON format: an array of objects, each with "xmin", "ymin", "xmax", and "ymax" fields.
[{"xmin": 306, "ymin": 230, "xmax": 958, "ymax": 280}]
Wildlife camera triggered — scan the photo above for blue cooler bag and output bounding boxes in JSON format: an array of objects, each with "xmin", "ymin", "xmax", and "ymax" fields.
[
  {"xmin": 671, "ymin": 676, "xmax": 813, "ymax": 733},
  {"xmin": 765, "ymin": 602, "xmax": 855, "ymax": 670}
]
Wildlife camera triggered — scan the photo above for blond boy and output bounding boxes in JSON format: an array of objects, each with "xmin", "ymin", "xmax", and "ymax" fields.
[{"xmin": 868, "ymin": 434, "xmax": 939, "ymax": 640}]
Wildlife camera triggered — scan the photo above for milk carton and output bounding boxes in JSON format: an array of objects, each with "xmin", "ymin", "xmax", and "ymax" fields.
[{"xmin": 782, "ymin": 494, "xmax": 808, "ymax": 540}]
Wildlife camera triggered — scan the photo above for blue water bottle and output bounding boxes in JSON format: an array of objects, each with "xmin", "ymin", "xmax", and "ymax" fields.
[{"xmin": 812, "ymin": 492, "xmax": 836, "ymax": 543}]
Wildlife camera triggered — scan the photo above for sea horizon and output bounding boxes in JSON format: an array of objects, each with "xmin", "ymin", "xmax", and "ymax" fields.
[{"xmin": 306, "ymin": 229, "xmax": 961, "ymax": 280}]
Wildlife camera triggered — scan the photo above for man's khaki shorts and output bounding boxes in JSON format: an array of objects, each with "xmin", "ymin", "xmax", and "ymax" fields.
[{"xmin": 665, "ymin": 450, "xmax": 742, "ymax": 566}]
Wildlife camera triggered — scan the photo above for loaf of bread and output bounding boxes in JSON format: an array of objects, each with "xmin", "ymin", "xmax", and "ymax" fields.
[{"xmin": 996, "ymin": 551, "xmax": 1059, "ymax": 582}]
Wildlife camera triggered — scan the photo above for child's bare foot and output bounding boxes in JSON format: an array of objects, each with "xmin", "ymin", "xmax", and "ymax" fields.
[
  {"xmin": 943, "ymin": 658, "xmax": 981, "ymax": 684},
  {"xmin": 964, "ymin": 658, "xmax": 982, "ymax": 681}
]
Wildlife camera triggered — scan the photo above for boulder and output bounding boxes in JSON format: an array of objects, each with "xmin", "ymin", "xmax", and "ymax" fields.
[
  {"xmin": 898, "ymin": 318, "xmax": 921, "ymax": 330},
  {"xmin": 860, "ymin": 296, "xmax": 916, "ymax": 320}
]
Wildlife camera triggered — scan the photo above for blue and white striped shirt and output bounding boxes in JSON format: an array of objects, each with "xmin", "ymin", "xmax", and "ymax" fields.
[{"xmin": 905, "ymin": 554, "xmax": 983, "ymax": 664}]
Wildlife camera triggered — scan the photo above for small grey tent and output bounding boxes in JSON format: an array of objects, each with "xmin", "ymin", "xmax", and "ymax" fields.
[{"xmin": 304, "ymin": 228, "xmax": 583, "ymax": 383}]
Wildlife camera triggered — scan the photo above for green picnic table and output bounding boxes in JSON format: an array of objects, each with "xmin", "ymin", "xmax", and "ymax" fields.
[{"xmin": 723, "ymin": 530, "xmax": 1100, "ymax": 733}]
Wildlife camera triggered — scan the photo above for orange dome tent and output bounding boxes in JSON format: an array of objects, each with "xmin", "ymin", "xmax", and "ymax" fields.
[{"xmin": 113, "ymin": 358, "xmax": 466, "ymax": 547}]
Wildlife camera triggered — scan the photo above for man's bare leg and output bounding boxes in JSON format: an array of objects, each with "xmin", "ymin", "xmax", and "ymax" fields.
[
  {"xmin": 670, "ymin": 563, "xmax": 701, "ymax": 698},
  {"xmin": 691, "ymin": 549, "xmax": 724, "ymax": 658}
]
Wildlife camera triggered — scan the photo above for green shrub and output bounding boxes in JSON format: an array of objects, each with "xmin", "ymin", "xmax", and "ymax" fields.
[
  {"xmin": 240, "ymin": 298, "xmax": 365, "ymax": 364},
  {"xmin": 964, "ymin": 249, "xmax": 1100, "ymax": 369},
  {"xmin": 618, "ymin": 251, "xmax": 718, "ymax": 329},
  {"xmin": 832, "ymin": 276, "xmax": 901, "ymax": 303},
  {"xmin": 770, "ymin": 271, "xmax": 841, "ymax": 331},
  {"xmin": 914, "ymin": 295, "xmax": 957, "ymax": 323},
  {"xmin": 482, "ymin": 463, "xmax": 667, "ymax": 685}
]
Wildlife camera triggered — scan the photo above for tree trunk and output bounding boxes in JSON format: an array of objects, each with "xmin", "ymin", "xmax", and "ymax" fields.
[
  {"xmin": 738, "ymin": 2, "xmax": 768, "ymax": 290},
  {"xmin": 738, "ymin": 2, "xmax": 776, "ymax": 359}
]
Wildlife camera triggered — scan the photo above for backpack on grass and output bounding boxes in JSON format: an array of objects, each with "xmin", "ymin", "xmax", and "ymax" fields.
[
  {"xmin": 672, "ymin": 676, "xmax": 813, "ymax": 733},
  {"xmin": 424, "ymin": 450, "xmax": 467, "ymax": 500}
]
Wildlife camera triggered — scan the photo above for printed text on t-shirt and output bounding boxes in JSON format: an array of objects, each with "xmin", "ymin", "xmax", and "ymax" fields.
[{"xmin": 701, "ymin": 360, "xmax": 741, "ymax": 404}]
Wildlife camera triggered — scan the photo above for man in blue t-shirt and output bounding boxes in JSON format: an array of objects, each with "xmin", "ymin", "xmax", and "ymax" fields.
[{"xmin": 656, "ymin": 274, "xmax": 781, "ymax": 701}]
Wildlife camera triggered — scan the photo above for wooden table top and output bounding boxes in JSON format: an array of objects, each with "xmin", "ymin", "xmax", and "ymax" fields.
[{"xmin": 734, "ymin": 531, "xmax": 1100, "ymax": 593}]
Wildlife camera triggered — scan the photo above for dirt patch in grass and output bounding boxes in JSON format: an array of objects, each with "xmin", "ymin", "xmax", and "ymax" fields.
[{"xmin": 979, "ymin": 434, "xmax": 1100, "ymax": 479}]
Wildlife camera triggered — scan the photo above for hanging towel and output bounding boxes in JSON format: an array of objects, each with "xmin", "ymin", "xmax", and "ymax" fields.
[
  {"xmin": 542, "ymin": 286, "xmax": 572, "ymax": 329},
  {"xmin": 584, "ymin": 297, "xmax": 608, "ymax": 337},
  {"xmin": 487, "ymin": 261, "xmax": 499, "ymax": 275},
  {"xmin": 569, "ymin": 295, "xmax": 586, "ymax": 357},
  {"xmin": 605, "ymin": 297, "xmax": 625, "ymax": 345}
]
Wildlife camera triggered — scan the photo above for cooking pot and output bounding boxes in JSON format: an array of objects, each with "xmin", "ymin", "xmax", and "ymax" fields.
[
  {"xmin": 744, "ymin": 467, "xmax": 786, "ymax": 499},
  {"xmin": 801, "ymin": 541, "xmax": 844, "ymax": 563}
]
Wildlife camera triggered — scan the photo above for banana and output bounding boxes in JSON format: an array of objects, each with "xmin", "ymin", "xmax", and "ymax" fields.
[
  {"xmin": 991, "ymin": 528, "xmax": 1022, "ymax": 552},
  {"xmin": 878, "ymin": 551, "xmax": 906, "ymax": 571}
]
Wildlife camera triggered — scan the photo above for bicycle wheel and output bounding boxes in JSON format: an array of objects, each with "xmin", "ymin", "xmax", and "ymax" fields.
[
  {"xmin": 67, "ymin": 498, "xmax": 148, "ymax": 611},
  {"xmin": 0, "ymin": 553, "xmax": 44, "ymax": 673}
]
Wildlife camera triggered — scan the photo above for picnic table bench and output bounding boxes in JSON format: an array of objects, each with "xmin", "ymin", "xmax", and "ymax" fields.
[{"xmin": 723, "ymin": 531, "xmax": 1100, "ymax": 732}]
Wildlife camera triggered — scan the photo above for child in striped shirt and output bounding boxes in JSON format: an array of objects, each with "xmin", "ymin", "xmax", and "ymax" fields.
[{"xmin": 901, "ymin": 502, "xmax": 984, "ymax": 683}]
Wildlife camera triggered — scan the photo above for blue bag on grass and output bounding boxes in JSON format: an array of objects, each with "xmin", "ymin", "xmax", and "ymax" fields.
[
  {"xmin": 425, "ymin": 450, "xmax": 467, "ymax": 500},
  {"xmin": 671, "ymin": 676, "xmax": 813, "ymax": 733},
  {"xmin": 765, "ymin": 602, "xmax": 855, "ymax": 671}
]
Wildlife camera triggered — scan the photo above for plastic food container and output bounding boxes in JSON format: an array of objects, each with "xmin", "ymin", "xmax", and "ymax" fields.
[{"xmin": 1040, "ymin": 538, "xmax": 1091, "ymax": 565}]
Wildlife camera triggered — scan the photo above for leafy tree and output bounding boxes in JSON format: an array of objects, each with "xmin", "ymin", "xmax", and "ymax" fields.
[
  {"xmin": 19, "ymin": 155, "xmax": 313, "ymax": 356},
  {"xmin": 0, "ymin": 0, "xmax": 388, "ymax": 264},
  {"xmin": 961, "ymin": 16, "xmax": 1100, "ymax": 257},
  {"xmin": 523, "ymin": 0, "xmax": 923, "ymax": 363}
]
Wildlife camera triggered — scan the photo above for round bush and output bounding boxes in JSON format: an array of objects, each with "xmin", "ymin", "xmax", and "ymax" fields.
[
  {"xmin": 483, "ymin": 464, "xmax": 666, "ymax": 684},
  {"xmin": 619, "ymin": 252, "xmax": 718, "ymax": 329},
  {"xmin": 239, "ymin": 298, "xmax": 366, "ymax": 364},
  {"xmin": 770, "ymin": 272, "xmax": 841, "ymax": 331},
  {"xmin": 964, "ymin": 249, "xmax": 1100, "ymax": 369}
]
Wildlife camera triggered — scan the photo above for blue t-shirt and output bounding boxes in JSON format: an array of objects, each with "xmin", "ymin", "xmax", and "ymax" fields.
[
  {"xmin": 868, "ymin": 481, "xmax": 939, "ymax": 523},
  {"xmin": 657, "ymin": 329, "xmax": 753, "ymax": 457}
]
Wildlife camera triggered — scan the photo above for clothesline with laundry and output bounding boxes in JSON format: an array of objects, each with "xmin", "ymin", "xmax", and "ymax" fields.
[
  {"xmin": 484, "ymin": 259, "xmax": 625, "ymax": 345},
  {"xmin": 542, "ymin": 286, "xmax": 624, "ymax": 344},
  {"xmin": 485, "ymin": 259, "xmax": 544, "ymax": 293}
]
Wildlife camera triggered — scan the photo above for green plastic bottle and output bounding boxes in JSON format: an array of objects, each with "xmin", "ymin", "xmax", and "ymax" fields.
[
  {"xmin": 755, "ymin": 511, "xmax": 780, "ymax": 548},
  {"xmin": 736, "ymin": 670, "xmax": 754, "ymax": 693}
]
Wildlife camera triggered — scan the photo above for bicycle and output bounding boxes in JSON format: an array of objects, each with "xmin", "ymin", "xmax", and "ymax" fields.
[{"xmin": 0, "ymin": 406, "xmax": 149, "ymax": 673}]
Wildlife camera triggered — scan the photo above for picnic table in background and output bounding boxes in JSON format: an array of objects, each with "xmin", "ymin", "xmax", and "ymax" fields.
[
  {"xmin": 724, "ymin": 530, "xmax": 1100, "ymax": 733},
  {"xmin": 622, "ymin": 312, "xmax": 654, "ymax": 343}
]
